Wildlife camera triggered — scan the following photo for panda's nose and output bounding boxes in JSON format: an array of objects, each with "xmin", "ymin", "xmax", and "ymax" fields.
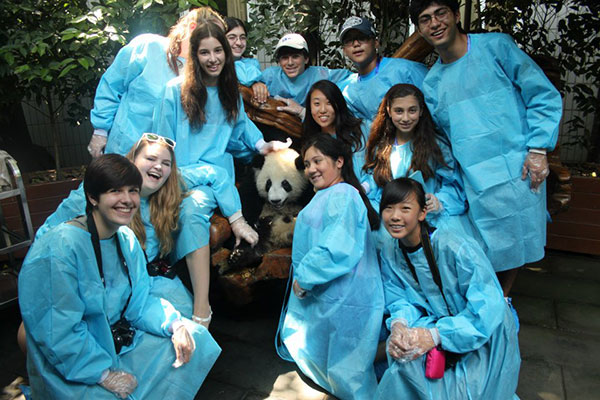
[{"xmin": 271, "ymin": 199, "xmax": 282, "ymax": 205}]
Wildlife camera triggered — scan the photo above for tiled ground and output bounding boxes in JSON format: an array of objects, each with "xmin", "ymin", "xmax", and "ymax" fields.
[{"xmin": 1, "ymin": 249, "xmax": 599, "ymax": 399}]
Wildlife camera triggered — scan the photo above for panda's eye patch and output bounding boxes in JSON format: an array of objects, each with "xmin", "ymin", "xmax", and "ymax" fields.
[
  {"xmin": 266, "ymin": 179, "xmax": 272, "ymax": 191},
  {"xmin": 282, "ymin": 180, "xmax": 292, "ymax": 192}
]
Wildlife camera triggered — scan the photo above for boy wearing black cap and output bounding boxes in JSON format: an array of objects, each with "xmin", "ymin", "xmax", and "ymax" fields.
[{"xmin": 338, "ymin": 16, "xmax": 428, "ymax": 137}]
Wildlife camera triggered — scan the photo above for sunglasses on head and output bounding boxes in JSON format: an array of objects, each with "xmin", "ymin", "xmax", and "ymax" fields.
[{"xmin": 137, "ymin": 133, "xmax": 176, "ymax": 150}]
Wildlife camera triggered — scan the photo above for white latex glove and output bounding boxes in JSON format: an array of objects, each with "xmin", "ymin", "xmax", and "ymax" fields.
[
  {"xmin": 230, "ymin": 216, "xmax": 259, "ymax": 247},
  {"xmin": 87, "ymin": 134, "xmax": 107, "ymax": 158},
  {"xmin": 521, "ymin": 151, "xmax": 549, "ymax": 192},
  {"xmin": 425, "ymin": 193, "xmax": 443, "ymax": 214},
  {"xmin": 259, "ymin": 137, "xmax": 293, "ymax": 155},
  {"xmin": 274, "ymin": 96, "xmax": 306, "ymax": 120},
  {"xmin": 405, "ymin": 327, "xmax": 436, "ymax": 360},
  {"xmin": 387, "ymin": 321, "xmax": 417, "ymax": 362},
  {"xmin": 99, "ymin": 370, "xmax": 138, "ymax": 399},
  {"xmin": 171, "ymin": 324, "xmax": 196, "ymax": 368}
]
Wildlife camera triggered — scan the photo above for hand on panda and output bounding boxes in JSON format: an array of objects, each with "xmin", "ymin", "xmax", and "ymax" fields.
[
  {"xmin": 229, "ymin": 214, "xmax": 259, "ymax": 247},
  {"xmin": 258, "ymin": 137, "xmax": 292, "ymax": 155}
]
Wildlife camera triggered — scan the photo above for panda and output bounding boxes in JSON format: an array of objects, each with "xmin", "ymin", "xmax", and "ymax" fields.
[{"xmin": 226, "ymin": 147, "xmax": 312, "ymax": 272}]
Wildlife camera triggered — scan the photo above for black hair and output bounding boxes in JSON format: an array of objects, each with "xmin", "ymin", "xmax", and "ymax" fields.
[
  {"xmin": 409, "ymin": 0, "xmax": 460, "ymax": 25},
  {"xmin": 84, "ymin": 154, "xmax": 142, "ymax": 214},
  {"xmin": 225, "ymin": 16, "xmax": 246, "ymax": 34},
  {"xmin": 303, "ymin": 80, "xmax": 364, "ymax": 153},
  {"xmin": 380, "ymin": 177, "xmax": 433, "ymax": 248},
  {"xmin": 379, "ymin": 177, "xmax": 426, "ymax": 215},
  {"xmin": 301, "ymin": 135, "xmax": 380, "ymax": 231},
  {"xmin": 275, "ymin": 46, "xmax": 310, "ymax": 66}
]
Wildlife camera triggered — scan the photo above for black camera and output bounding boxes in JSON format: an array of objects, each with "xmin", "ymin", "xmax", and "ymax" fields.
[
  {"xmin": 111, "ymin": 318, "xmax": 136, "ymax": 354},
  {"xmin": 146, "ymin": 258, "xmax": 177, "ymax": 279}
]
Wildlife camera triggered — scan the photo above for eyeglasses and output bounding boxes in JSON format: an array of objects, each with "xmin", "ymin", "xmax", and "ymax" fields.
[
  {"xmin": 226, "ymin": 34, "xmax": 247, "ymax": 43},
  {"xmin": 137, "ymin": 133, "xmax": 176, "ymax": 150},
  {"xmin": 342, "ymin": 34, "xmax": 372, "ymax": 47},
  {"xmin": 417, "ymin": 7, "xmax": 451, "ymax": 27}
]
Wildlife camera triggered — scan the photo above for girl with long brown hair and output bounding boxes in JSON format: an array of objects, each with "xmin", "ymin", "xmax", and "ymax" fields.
[
  {"xmin": 363, "ymin": 83, "xmax": 466, "ymax": 229},
  {"xmin": 88, "ymin": 7, "xmax": 226, "ymax": 158},
  {"xmin": 153, "ymin": 21, "xmax": 290, "ymax": 324}
]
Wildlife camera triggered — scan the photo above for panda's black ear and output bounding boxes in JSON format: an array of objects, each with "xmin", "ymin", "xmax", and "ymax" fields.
[
  {"xmin": 294, "ymin": 155, "xmax": 305, "ymax": 171},
  {"xmin": 252, "ymin": 154, "xmax": 265, "ymax": 169}
]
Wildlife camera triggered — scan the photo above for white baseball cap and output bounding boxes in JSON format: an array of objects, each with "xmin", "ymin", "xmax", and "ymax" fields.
[{"xmin": 274, "ymin": 33, "xmax": 309, "ymax": 58}]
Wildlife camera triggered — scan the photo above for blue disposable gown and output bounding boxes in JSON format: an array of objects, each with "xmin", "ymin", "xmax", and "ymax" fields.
[
  {"xmin": 375, "ymin": 229, "xmax": 520, "ymax": 400},
  {"xmin": 422, "ymin": 33, "xmax": 562, "ymax": 271},
  {"xmin": 260, "ymin": 66, "xmax": 351, "ymax": 106},
  {"xmin": 235, "ymin": 57, "xmax": 262, "ymax": 86},
  {"xmin": 174, "ymin": 162, "xmax": 243, "ymax": 259},
  {"xmin": 91, "ymin": 34, "xmax": 180, "ymax": 156},
  {"xmin": 153, "ymin": 78, "xmax": 262, "ymax": 179},
  {"xmin": 153, "ymin": 79, "xmax": 263, "ymax": 256},
  {"xmin": 364, "ymin": 139, "xmax": 467, "ymax": 227},
  {"xmin": 32, "ymin": 184, "xmax": 205, "ymax": 317},
  {"xmin": 19, "ymin": 224, "xmax": 221, "ymax": 399},
  {"xmin": 339, "ymin": 57, "xmax": 428, "ymax": 141},
  {"xmin": 277, "ymin": 183, "xmax": 384, "ymax": 400}
]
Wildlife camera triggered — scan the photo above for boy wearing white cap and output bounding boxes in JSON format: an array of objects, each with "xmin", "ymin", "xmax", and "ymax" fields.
[
  {"xmin": 338, "ymin": 17, "xmax": 429, "ymax": 138},
  {"xmin": 255, "ymin": 33, "xmax": 351, "ymax": 119}
]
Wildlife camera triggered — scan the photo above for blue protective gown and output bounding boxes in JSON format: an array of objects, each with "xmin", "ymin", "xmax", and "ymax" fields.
[
  {"xmin": 260, "ymin": 65, "xmax": 351, "ymax": 106},
  {"xmin": 153, "ymin": 79, "xmax": 263, "ymax": 254},
  {"xmin": 422, "ymin": 33, "xmax": 562, "ymax": 271},
  {"xmin": 339, "ymin": 57, "xmax": 429, "ymax": 141},
  {"xmin": 277, "ymin": 182, "xmax": 384, "ymax": 400},
  {"xmin": 32, "ymin": 184, "xmax": 208, "ymax": 318},
  {"xmin": 364, "ymin": 139, "xmax": 467, "ymax": 223},
  {"xmin": 19, "ymin": 224, "xmax": 221, "ymax": 399},
  {"xmin": 375, "ymin": 229, "xmax": 520, "ymax": 400},
  {"xmin": 91, "ymin": 34, "xmax": 180, "ymax": 156},
  {"xmin": 235, "ymin": 57, "xmax": 262, "ymax": 86},
  {"xmin": 153, "ymin": 78, "xmax": 262, "ymax": 180}
]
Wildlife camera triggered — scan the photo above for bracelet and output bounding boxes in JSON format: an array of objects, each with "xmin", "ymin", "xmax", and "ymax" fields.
[
  {"xmin": 528, "ymin": 148, "xmax": 547, "ymax": 155},
  {"xmin": 192, "ymin": 308, "xmax": 213, "ymax": 324}
]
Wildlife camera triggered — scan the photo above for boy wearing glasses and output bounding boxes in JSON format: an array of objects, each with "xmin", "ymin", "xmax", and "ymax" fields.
[
  {"xmin": 338, "ymin": 16, "xmax": 428, "ymax": 137},
  {"xmin": 410, "ymin": 0, "xmax": 563, "ymax": 295}
]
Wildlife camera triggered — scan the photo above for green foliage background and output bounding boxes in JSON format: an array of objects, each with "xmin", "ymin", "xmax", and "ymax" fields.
[
  {"xmin": 0, "ymin": 0, "xmax": 215, "ymax": 126},
  {"xmin": 246, "ymin": 0, "xmax": 412, "ymax": 69}
]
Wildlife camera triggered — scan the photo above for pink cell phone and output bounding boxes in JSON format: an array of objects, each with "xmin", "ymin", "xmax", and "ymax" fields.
[{"xmin": 425, "ymin": 346, "xmax": 446, "ymax": 379}]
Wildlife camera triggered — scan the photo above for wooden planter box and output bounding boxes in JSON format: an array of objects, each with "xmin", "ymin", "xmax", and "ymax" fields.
[
  {"xmin": 0, "ymin": 178, "xmax": 81, "ymax": 259},
  {"xmin": 546, "ymin": 175, "xmax": 600, "ymax": 255}
]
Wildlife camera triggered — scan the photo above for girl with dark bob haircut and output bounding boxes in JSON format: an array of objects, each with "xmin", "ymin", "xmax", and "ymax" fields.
[{"xmin": 19, "ymin": 154, "xmax": 220, "ymax": 399}]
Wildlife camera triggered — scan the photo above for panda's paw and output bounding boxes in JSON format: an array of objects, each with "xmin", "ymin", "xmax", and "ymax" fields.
[{"xmin": 226, "ymin": 244, "xmax": 263, "ymax": 272}]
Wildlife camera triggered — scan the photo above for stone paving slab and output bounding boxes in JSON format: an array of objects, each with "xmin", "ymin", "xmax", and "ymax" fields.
[
  {"xmin": 562, "ymin": 366, "xmax": 600, "ymax": 400},
  {"xmin": 556, "ymin": 302, "xmax": 600, "ymax": 336},
  {"xmin": 197, "ymin": 332, "xmax": 326, "ymax": 400},
  {"xmin": 532, "ymin": 251, "xmax": 600, "ymax": 283},
  {"xmin": 518, "ymin": 324, "xmax": 600, "ymax": 372},
  {"xmin": 512, "ymin": 269, "xmax": 600, "ymax": 306},
  {"xmin": 512, "ymin": 295, "xmax": 557, "ymax": 329},
  {"xmin": 195, "ymin": 379, "xmax": 247, "ymax": 400},
  {"xmin": 517, "ymin": 358, "xmax": 564, "ymax": 400},
  {"xmin": 209, "ymin": 313, "xmax": 280, "ymax": 351}
]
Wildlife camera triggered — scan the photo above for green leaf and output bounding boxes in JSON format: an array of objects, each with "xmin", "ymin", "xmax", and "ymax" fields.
[
  {"xmin": 14, "ymin": 65, "xmax": 31, "ymax": 74},
  {"xmin": 78, "ymin": 58, "xmax": 90, "ymax": 69},
  {"xmin": 4, "ymin": 52, "xmax": 15, "ymax": 65},
  {"xmin": 58, "ymin": 63, "xmax": 78, "ymax": 78}
]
